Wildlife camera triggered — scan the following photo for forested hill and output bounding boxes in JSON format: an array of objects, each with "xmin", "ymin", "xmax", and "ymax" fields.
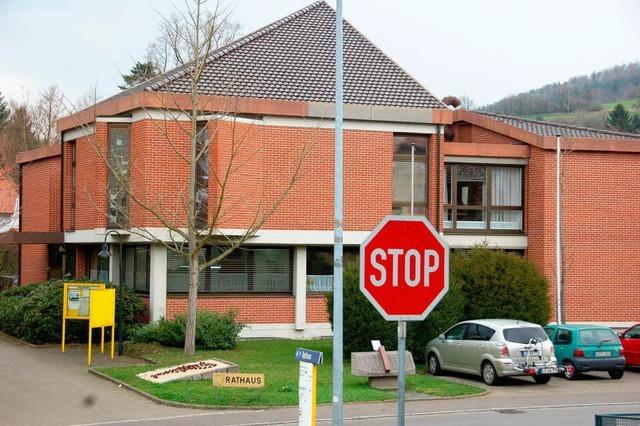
[{"xmin": 483, "ymin": 62, "xmax": 640, "ymax": 116}]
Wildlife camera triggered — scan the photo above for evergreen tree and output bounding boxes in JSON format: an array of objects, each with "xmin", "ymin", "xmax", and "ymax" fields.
[
  {"xmin": 0, "ymin": 92, "xmax": 8, "ymax": 129},
  {"xmin": 605, "ymin": 103, "xmax": 638, "ymax": 132},
  {"xmin": 118, "ymin": 61, "xmax": 158, "ymax": 90}
]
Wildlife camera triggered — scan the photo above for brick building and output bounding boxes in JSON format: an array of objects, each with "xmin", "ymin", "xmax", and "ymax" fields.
[{"xmin": 9, "ymin": 1, "xmax": 640, "ymax": 336}]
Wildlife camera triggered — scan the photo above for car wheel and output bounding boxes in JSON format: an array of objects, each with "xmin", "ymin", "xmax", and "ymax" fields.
[
  {"xmin": 481, "ymin": 361, "xmax": 500, "ymax": 386},
  {"xmin": 533, "ymin": 374, "xmax": 551, "ymax": 384},
  {"xmin": 427, "ymin": 353, "xmax": 442, "ymax": 376},
  {"xmin": 608, "ymin": 369, "xmax": 624, "ymax": 379},
  {"xmin": 562, "ymin": 360, "xmax": 579, "ymax": 380}
]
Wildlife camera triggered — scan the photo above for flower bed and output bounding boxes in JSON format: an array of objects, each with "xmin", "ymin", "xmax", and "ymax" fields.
[{"xmin": 137, "ymin": 359, "xmax": 239, "ymax": 384}]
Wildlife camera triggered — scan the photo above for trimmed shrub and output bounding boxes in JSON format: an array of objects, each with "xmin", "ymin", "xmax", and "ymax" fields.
[
  {"xmin": 452, "ymin": 246, "xmax": 550, "ymax": 325},
  {"xmin": 327, "ymin": 261, "xmax": 466, "ymax": 360},
  {"xmin": 131, "ymin": 311, "xmax": 244, "ymax": 350},
  {"xmin": 0, "ymin": 280, "xmax": 145, "ymax": 345}
]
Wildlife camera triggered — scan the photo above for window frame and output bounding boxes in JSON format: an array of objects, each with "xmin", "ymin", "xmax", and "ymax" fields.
[
  {"xmin": 444, "ymin": 163, "xmax": 525, "ymax": 234},
  {"xmin": 107, "ymin": 123, "xmax": 131, "ymax": 229},
  {"xmin": 392, "ymin": 133, "xmax": 428, "ymax": 216}
]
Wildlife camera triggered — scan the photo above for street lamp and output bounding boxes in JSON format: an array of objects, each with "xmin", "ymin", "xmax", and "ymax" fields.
[{"xmin": 98, "ymin": 230, "xmax": 124, "ymax": 356}]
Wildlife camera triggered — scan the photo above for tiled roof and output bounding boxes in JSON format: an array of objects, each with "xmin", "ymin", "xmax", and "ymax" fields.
[
  {"xmin": 121, "ymin": 1, "xmax": 443, "ymax": 109},
  {"xmin": 478, "ymin": 111, "xmax": 640, "ymax": 140}
]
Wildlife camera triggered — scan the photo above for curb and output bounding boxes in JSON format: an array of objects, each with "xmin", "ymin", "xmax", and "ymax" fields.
[{"xmin": 88, "ymin": 368, "xmax": 488, "ymax": 411}]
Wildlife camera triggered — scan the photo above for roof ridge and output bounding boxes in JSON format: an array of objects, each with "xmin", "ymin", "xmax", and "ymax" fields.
[
  {"xmin": 478, "ymin": 111, "xmax": 640, "ymax": 138},
  {"xmin": 147, "ymin": 1, "xmax": 326, "ymax": 91}
]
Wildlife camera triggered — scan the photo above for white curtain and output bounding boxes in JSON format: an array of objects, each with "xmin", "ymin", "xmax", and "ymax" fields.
[{"xmin": 492, "ymin": 167, "xmax": 522, "ymax": 227}]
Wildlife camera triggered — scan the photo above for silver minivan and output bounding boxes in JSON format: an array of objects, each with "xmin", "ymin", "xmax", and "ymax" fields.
[{"xmin": 426, "ymin": 319, "xmax": 558, "ymax": 385}]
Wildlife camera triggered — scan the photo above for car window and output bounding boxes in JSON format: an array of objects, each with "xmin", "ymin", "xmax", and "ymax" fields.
[
  {"xmin": 579, "ymin": 328, "xmax": 618, "ymax": 345},
  {"xmin": 555, "ymin": 329, "xmax": 572, "ymax": 345},
  {"xmin": 445, "ymin": 324, "xmax": 467, "ymax": 340},
  {"xmin": 478, "ymin": 325, "xmax": 495, "ymax": 341},
  {"xmin": 464, "ymin": 323, "xmax": 480, "ymax": 340},
  {"xmin": 503, "ymin": 326, "xmax": 549, "ymax": 344},
  {"xmin": 624, "ymin": 326, "xmax": 640, "ymax": 339},
  {"xmin": 543, "ymin": 327, "xmax": 554, "ymax": 338}
]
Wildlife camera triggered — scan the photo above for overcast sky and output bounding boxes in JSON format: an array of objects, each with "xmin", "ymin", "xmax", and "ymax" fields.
[{"xmin": 1, "ymin": 0, "xmax": 639, "ymax": 107}]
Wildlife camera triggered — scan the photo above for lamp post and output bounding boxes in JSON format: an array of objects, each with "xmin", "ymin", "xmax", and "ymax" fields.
[{"xmin": 98, "ymin": 230, "xmax": 124, "ymax": 356}]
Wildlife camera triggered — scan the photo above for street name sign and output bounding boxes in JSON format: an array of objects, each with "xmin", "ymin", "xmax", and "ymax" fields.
[{"xmin": 296, "ymin": 348, "xmax": 323, "ymax": 426}]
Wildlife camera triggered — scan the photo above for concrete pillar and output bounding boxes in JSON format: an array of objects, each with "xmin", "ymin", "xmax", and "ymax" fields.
[
  {"xmin": 293, "ymin": 246, "xmax": 307, "ymax": 330},
  {"xmin": 149, "ymin": 244, "xmax": 168, "ymax": 322}
]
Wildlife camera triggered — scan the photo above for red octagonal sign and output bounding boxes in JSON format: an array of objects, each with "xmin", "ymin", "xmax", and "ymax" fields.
[{"xmin": 360, "ymin": 216, "xmax": 450, "ymax": 321}]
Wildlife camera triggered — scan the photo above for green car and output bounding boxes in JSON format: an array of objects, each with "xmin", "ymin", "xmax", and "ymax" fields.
[{"xmin": 543, "ymin": 324, "xmax": 625, "ymax": 380}]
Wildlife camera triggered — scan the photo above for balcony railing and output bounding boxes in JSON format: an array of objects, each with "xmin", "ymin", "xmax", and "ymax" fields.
[{"xmin": 307, "ymin": 275, "xmax": 333, "ymax": 292}]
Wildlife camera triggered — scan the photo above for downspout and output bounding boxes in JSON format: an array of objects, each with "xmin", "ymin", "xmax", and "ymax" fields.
[
  {"xmin": 18, "ymin": 162, "xmax": 22, "ymax": 285},
  {"xmin": 436, "ymin": 124, "xmax": 441, "ymax": 232},
  {"xmin": 60, "ymin": 133, "xmax": 64, "ymax": 232}
]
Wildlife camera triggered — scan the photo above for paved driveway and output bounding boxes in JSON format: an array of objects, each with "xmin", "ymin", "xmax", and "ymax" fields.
[{"xmin": 1, "ymin": 334, "xmax": 639, "ymax": 426}]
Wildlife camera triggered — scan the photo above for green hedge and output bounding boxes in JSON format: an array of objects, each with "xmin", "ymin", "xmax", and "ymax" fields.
[
  {"xmin": 328, "ymin": 247, "xmax": 549, "ymax": 362},
  {"xmin": 0, "ymin": 280, "xmax": 144, "ymax": 344},
  {"xmin": 131, "ymin": 311, "xmax": 244, "ymax": 350}
]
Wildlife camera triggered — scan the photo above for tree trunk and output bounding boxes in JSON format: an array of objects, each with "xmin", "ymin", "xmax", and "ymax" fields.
[{"xmin": 184, "ymin": 253, "xmax": 199, "ymax": 355}]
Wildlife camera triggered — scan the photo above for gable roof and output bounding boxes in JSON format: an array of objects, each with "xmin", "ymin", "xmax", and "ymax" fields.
[
  {"xmin": 477, "ymin": 111, "xmax": 640, "ymax": 140},
  {"xmin": 118, "ymin": 1, "xmax": 443, "ymax": 109}
]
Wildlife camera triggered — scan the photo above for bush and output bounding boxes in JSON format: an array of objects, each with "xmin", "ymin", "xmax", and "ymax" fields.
[
  {"xmin": 328, "ymin": 246, "xmax": 549, "ymax": 362},
  {"xmin": 452, "ymin": 246, "xmax": 550, "ymax": 325},
  {"xmin": 131, "ymin": 311, "xmax": 244, "ymax": 350},
  {"xmin": 0, "ymin": 280, "xmax": 145, "ymax": 345},
  {"xmin": 327, "ymin": 261, "xmax": 466, "ymax": 361}
]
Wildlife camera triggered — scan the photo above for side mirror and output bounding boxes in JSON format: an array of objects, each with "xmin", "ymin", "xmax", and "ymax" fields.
[{"xmin": 439, "ymin": 334, "xmax": 445, "ymax": 342}]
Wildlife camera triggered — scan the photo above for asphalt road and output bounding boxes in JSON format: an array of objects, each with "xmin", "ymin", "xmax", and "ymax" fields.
[{"xmin": 1, "ymin": 334, "xmax": 639, "ymax": 426}]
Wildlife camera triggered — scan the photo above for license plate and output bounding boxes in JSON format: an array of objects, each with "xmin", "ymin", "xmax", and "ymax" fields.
[
  {"xmin": 537, "ymin": 367, "xmax": 555, "ymax": 374},
  {"xmin": 595, "ymin": 351, "xmax": 611, "ymax": 357},
  {"xmin": 520, "ymin": 350, "xmax": 540, "ymax": 357}
]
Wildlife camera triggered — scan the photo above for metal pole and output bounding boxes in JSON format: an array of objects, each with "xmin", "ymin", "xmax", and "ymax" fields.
[
  {"xmin": 397, "ymin": 321, "xmax": 406, "ymax": 426},
  {"xmin": 332, "ymin": 0, "xmax": 344, "ymax": 424},
  {"xmin": 555, "ymin": 134, "xmax": 562, "ymax": 325},
  {"xmin": 118, "ymin": 238, "xmax": 124, "ymax": 356},
  {"xmin": 396, "ymin": 143, "xmax": 415, "ymax": 425}
]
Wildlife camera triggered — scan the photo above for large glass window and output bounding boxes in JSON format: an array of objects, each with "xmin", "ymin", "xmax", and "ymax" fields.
[
  {"xmin": 123, "ymin": 245, "xmax": 150, "ymax": 292},
  {"xmin": 166, "ymin": 247, "xmax": 292, "ymax": 293},
  {"xmin": 392, "ymin": 134, "xmax": 427, "ymax": 216},
  {"xmin": 306, "ymin": 247, "xmax": 359, "ymax": 292},
  {"xmin": 108, "ymin": 124, "xmax": 130, "ymax": 228},
  {"xmin": 444, "ymin": 164, "xmax": 523, "ymax": 232},
  {"xmin": 195, "ymin": 121, "xmax": 209, "ymax": 229}
]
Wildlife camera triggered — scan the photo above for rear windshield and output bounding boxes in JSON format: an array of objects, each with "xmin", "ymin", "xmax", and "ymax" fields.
[
  {"xmin": 579, "ymin": 328, "xmax": 618, "ymax": 345},
  {"xmin": 503, "ymin": 327, "xmax": 549, "ymax": 344}
]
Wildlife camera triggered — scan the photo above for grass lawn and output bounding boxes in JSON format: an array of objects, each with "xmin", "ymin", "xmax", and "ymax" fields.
[
  {"xmin": 521, "ymin": 98, "xmax": 639, "ymax": 124},
  {"xmin": 96, "ymin": 339, "xmax": 484, "ymax": 407}
]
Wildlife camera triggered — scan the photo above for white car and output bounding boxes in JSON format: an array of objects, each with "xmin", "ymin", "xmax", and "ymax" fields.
[{"xmin": 426, "ymin": 319, "xmax": 558, "ymax": 385}]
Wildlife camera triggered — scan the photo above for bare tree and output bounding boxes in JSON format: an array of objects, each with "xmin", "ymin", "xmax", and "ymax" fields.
[
  {"xmin": 71, "ymin": 0, "xmax": 313, "ymax": 355},
  {"xmin": 31, "ymin": 85, "xmax": 65, "ymax": 145},
  {"xmin": 459, "ymin": 95, "xmax": 475, "ymax": 110}
]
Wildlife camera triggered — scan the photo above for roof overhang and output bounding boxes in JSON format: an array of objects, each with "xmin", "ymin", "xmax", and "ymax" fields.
[
  {"xmin": 58, "ymin": 91, "xmax": 453, "ymax": 132},
  {"xmin": 17, "ymin": 144, "xmax": 62, "ymax": 164},
  {"xmin": 0, "ymin": 230, "xmax": 64, "ymax": 245},
  {"xmin": 453, "ymin": 110, "xmax": 640, "ymax": 153}
]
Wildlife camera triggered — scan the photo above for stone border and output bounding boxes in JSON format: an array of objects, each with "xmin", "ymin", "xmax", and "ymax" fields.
[{"xmin": 89, "ymin": 368, "xmax": 488, "ymax": 410}]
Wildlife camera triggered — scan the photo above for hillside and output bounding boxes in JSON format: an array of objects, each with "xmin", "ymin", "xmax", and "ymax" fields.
[{"xmin": 482, "ymin": 62, "xmax": 640, "ymax": 129}]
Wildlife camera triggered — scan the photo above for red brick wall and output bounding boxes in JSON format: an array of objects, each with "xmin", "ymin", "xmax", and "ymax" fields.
[
  {"xmin": 526, "ymin": 147, "xmax": 640, "ymax": 322},
  {"xmin": 21, "ymin": 156, "xmax": 61, "ymax": 232},
  {"xmin": 20, "ymin": 245, "xmax": 49, "ymax": 284},
  {"xmin": 166, "ymin": 294, "xmax": 295, "ymax": 323},
  {"xmin": 307, "ymin": 295, "xmax": 330, "ymax": 323},
  {"xmin": 449, "ymin": 123, "xmax": 524, "ymax": 145}
]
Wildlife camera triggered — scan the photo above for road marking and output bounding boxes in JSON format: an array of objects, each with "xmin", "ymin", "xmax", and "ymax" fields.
[{"xmin": 70, "ymin": 401, "xmax": 640, "ymax": 426}]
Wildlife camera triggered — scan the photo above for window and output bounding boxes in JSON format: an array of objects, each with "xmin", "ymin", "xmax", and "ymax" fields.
[
  {"xmin": 392, "ymin": 134, "xmax": 427, "ymax": 215},
  {"xmin": 555, "ymin": 329, "xmax": 572, "ymax": 345},
  {"xmin": 195, "ymin": 122, "xmax": 209, "ymax": 229},
  {"xmin": 624, "ymin": 326, "xmax": 640, "ymax": 339},
  {"xmin": 123, "ymin": 246, "xmax": 150, "ymax": 292},
  {"xmin": 465, "ymin": 323, "xmax": 495, "ymax": 341},
  {"xmin": 166, "ymin": 247, "xmax": 292, "ymax": 293},
  {"xmin": 86, "ymin": 245, "xmax": 109, "ymax": 282},
  {"xmin": 445, "ymin": 323, "xmax": 467, "ymax": 340},
  {"xmin": 70, "ymin": 141, "xmax": 76, "ymax": 229},
  {"xmin": 579, "ymin": 328, "xmax": 617, "ymax": 345},
  {"xmin": 108, "ymin": 124, "xmax": 130, "ymax": 228},
  {"xmin": 306, "ymin": 247, "xmax": 359, "ymax": 292},
  {"xmin": 503, "ymin": 327, "xmax": 549, "ymax": 344},
  {"xmin": 444, "ymin": 164, "xmax": 523, "ymax": 232}
]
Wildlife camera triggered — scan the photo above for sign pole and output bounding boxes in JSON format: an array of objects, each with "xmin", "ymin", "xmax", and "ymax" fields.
[{"xmin": 332, "ymin": 0, "xmax": 344, "ymax": 424}]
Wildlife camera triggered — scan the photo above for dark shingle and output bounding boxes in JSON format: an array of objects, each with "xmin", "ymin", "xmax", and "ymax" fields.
[
  {"xmin": 478, "ymin": 111, "xmax": 640, "ymax": 140},
  {"xmin": 129, "ymin": 1, "xmax": 442, "ymax": 109}
]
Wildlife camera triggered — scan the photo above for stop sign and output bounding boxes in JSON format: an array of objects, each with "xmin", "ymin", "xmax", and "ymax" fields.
[{"xmin": 360, "ymin": 216, "xmax": 449, "ymax": 321}]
